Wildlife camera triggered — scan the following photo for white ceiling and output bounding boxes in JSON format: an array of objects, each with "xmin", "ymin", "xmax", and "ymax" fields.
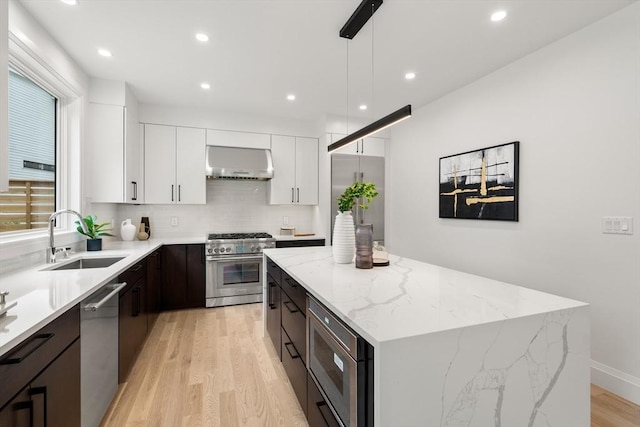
[{"xmin": 18, "ymin": 0, "xmax": 636, "ymax": 123}]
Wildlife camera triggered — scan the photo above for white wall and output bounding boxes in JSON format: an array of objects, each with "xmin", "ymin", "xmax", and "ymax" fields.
[{"xmin": 387, "ymin": 4, "xmax": 640, "ymax": 403}]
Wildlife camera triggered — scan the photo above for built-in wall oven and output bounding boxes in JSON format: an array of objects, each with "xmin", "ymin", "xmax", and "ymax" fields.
[
  {"xmin": 307, "ymin": 296, "xmax": 374, "ymax": 427},
  {"xmin": 205, "ymin": 232, "xmax": 275, "ymax": 307}
]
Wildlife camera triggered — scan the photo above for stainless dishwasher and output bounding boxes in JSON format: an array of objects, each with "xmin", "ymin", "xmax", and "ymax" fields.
[{"xmin": 81, "ymin": 280, "xmax": 127, "ymax": 427}]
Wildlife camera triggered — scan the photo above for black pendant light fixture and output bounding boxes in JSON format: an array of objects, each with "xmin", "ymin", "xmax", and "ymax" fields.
[{"xmin": 328, "ymin": 0, "xmax": 412, "ymax": 153}]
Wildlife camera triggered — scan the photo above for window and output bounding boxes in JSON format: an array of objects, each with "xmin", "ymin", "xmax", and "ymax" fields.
[{"xmin": 0, "ymin": 69, "xmax": 57, "ymax": 233}]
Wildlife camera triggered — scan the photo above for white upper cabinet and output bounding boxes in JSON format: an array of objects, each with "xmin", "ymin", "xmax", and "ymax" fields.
[
  {"xmin": 176, "ymin": 127, "xmax": 206, "ymax": 204},
  {"xmin": 206, "ymin": 129, "xmax": 270, "ymax": 149},
  {"xmin": 269, "ymin": 135, "xmax": 318, "ymax": 205},
  {"xmin": 144, "ymin": 124, "xmax": 174, "ymax": 204},
  {"xmin": 330, "ymin": 134, "xmax": 386, "ymax": 157},
  {"xmin": 86, "ymin": 80, "xmax": 141, "ymax": 203},
  {"xmin": 144, "ymin": 124, "xmax": 205, "ymax": 204}
]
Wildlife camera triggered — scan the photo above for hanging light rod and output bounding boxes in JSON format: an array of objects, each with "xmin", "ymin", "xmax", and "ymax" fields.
[
  {"xmin": 327, "ymin": 104, "xmax": 412, "ymax": 153},
  {"xmin": 340, "ymin": 0, "xmax": 383, "ymax": 39}
]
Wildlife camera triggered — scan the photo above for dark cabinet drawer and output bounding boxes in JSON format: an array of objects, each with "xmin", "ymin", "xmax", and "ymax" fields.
[
  {"xmin": 307, "ymin": 372, "xmax": 341, "ymax": 427},
  {"xmin": 118, "ymin": 259, "xmax": 146, "ymax": 293},
  {"xmin": 281, "ymin": 291, "xmax": 306, "ymax": 363},
  {"xmin": 281, "ymin": 271, "xmax": 306, "ymax": 313},
  {"xmin": 281, "ymin": 328, "xmax": 307, "ymax": 415},
  {"xmin": 266, "ymin": 257, "xmax": 281, "ymax": 285},
  {"xmin": 276, "ymin": 239, "xmax": 325, "ymax": 248},
  {"xmin": 0, "ymin": 305, "xmax": 80, "ymax": 408}
]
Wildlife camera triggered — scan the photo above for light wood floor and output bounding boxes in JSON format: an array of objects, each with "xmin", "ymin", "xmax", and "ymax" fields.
[{"xmin": 101, "ymin": 305, "xmax": 640, "ymax": 427}]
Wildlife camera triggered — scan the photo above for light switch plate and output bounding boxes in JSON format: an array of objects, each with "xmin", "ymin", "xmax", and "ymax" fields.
[
  {"xmin": 602, "ymin": 216, "xmax": 633, "ymax": 235},
  {"xmin": 171, "ymin": 217, "xmax": 178, "ymax": 227}
]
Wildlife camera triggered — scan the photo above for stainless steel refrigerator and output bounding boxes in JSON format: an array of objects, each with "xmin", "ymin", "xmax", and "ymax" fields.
[{"xmin": 331, "ymin": 154, "xmax": 385, "ymax": 244}]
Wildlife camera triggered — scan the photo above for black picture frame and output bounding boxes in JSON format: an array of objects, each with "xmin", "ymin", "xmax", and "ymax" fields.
[{"xmin": 439, "ymin": 141, "xmax": 519, "ymax": 221}]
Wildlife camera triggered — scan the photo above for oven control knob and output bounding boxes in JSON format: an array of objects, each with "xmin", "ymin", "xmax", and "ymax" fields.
[
  {"xmin": 213, "ymin": 248, "xmax": 218, "ymax": 253},
  {"xmin": 226, "ymin": 247, "xmax": 231, "ymax": 253},
  {"xmin": 207, "ymin": 248, "xmax": 213, "ymax": 254},
  {"xmin": 251, "ymin": 246, "xmax": 256, "ymax": 252}
]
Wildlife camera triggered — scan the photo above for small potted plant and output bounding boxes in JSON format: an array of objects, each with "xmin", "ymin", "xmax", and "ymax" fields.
[
  {"xmin": 75, "ymin": 215, "xmax": 113, "ymax": 251},
  {"xmin": 333, "ymin": 182, "xmax": 378, "ymax": 265}
]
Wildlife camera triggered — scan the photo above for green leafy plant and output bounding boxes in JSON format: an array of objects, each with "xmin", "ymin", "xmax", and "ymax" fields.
[
  {"xmin": 74, "ymin": 215, "xmax": 113, "ymax": 239},
  {"xmin": 337, "ymin": 182, "xmax": 379, "ymax": 213}
]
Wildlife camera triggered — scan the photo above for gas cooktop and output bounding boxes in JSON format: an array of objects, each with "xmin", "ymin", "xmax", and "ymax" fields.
[{"xmin": 207, "ymin": 232, "xmax": 273, "ymax": 240}]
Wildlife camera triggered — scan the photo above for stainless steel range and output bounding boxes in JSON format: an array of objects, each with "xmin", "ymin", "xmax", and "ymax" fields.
[{"xmin": 205, "ymin": 232, "xmax": 275, "ymax": 307}]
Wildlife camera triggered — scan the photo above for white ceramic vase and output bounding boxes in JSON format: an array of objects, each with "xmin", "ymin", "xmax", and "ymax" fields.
[
  {"xmin": 120, "ymin": 218, "xmax": 136, "ymax": 241},
  {"xmin": 332, "ymin": 211, "xmax": 355, "ymax": 264}
]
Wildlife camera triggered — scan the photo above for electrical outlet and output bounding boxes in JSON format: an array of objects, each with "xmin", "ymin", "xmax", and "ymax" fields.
[
  {"xmin": 283, "ymin": 216, "xmax": 289, "ymax": 225},
  {"xmin": 171, "ymin": 217, "xmax": 178, "ymax": 227}
]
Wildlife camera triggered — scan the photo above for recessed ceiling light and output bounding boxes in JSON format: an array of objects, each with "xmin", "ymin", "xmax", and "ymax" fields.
[
  {"xmin": 195, "ymin": 33, "xmax": 209, "ymax": 42},
  {"xmin": 97, "ymin": 48, "xmax": 112, "ymax": 57},
  {"xmin": 405, "ymin": 72, "xmax": 416, "ymax": 80},
  {"xmin": 201, "ymin": 82, "xmax": 211, "ymax": 90},
  {"xmin": 287, "ymin": 94, "xmax": 296, "ymax": 101},
  {"xmin": 491, "ymin": 10, "xmax": 507, "ymax": 22},
  {"xmin": 359, "ymin": 104, "xmax": 367, "ymax": 110},
  {"xmin": 60, "ymin": 0, "xmax": 78, "ymax": 5}
]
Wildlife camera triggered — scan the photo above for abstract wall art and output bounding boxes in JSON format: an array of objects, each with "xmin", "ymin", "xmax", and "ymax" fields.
[{"xmin": 439, "ymin": 141, "xmax": 519, "ymax": 221}]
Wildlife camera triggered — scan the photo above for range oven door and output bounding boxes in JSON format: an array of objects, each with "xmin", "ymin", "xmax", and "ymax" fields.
[
  {"xmin": 207, "ymin": 255, "xmax": 263, "ymax": 298},
  {"xmin": 307, "ymin": 307, "xmax": 359, "ymax": 427}
]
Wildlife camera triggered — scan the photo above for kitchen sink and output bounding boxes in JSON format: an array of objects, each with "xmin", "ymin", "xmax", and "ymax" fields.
[{"xmin": 44, "ymin": 256, "xmax": 126, "ymax": 271}]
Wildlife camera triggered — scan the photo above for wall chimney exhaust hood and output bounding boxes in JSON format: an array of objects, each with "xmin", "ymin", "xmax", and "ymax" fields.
[{"xmin": 206, "ymin": 146, "xmax": 274, "ymax": 180}]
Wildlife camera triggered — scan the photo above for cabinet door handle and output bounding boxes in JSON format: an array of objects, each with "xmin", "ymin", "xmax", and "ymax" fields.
[
  {"xmin": 131, "ymin": 181, "xmax": 137, "ymax": 201},
  {"xmin": 131, "ymin": 263, "xmax": 143, "ymax": 272},
  {"xmin": 11, "ymin": 400, "xmax": 33, "ymax": 426},
  {"xmin": 291, "ymin": 187, "xmax": 294, "ymax": 203},
  {"xmin": 132, "ymin": 288, "xmax": 140, "ymax": 317},
  {"xmin": 178, "ymin": 185, "xmax": 182, "ymax": 202},
  {"xmin": 282, "ymin": 300, "xmax": 299, "ymax": 314},
  {"xmin": 30, "ymin": 386, "xmax": 46, "ymax": 426},
  {"xmin": 317, "ymin": 401, "xmax": 339, "ymax": 426},
  {"xmin": 297, "ymin": 188, "xmax": 300, "ymax": 203},
  {"xmin": 0, "ymin": 333, "xmax": 54, "ymax": 365},
  {"xmin": 171, "ymin": 185, "xmax": 174, "ymax": 202},
  {"xmin": 268, "ymin": 281, "xmax": 274, "ymax": 308},
  {"xmin": 360, "ymin": 140, "xmax": 364, "ymax": 154},
  {"xmin": 283, "ymin": 341, "xmax": 300, "ymax": 360},
  {"xmin": 285, "ymin": 277, "xmax": 298, "ymax": 288}
]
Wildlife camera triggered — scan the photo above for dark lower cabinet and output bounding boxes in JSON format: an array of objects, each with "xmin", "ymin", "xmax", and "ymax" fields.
[
  {"xmin": 162, "ymin": 244, "xmax": 205, "ymax": 310},
  {"xmin": 0, "ymin": 341, "xmax": 81, "ymax": 427},
  {"xmin": 281, "ymin": 290, "xmax": 306, "ymax": 361},
  {"xmin": 276, "ymin": 239, "xmax": 325, "ymax": 248},
  {"xmin": 147, "ymin": 248, "xmax": 162, "ymax": 328},
  {"xmin": 30, "ymin": 339, "xmax": 81, "ymax": 427},
  {"xmin": 0, "ymin": 305, "xmax": 81, "ymax": 427},
  {"xmin": 307, "ymin": 372, "xmax": 341, "ymax": 427},
  {"xmin": 119, "ymin": 260, "xmax": 148, "ymax": 383},
  {"xmin": 281, "ymin": 328, "xmax": 307, "ymax": 415},
  {"xmin": 266, "ymin": 272, "xmax": 282, "ymax": 358}
]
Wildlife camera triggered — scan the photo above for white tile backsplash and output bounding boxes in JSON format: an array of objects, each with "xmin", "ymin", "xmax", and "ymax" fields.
[{"xmin": 113, "ymin": 180, "xmax": 317, "ymax": 238}]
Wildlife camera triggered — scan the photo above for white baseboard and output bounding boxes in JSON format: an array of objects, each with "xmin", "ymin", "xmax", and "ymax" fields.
[{"xmin": 591, "ymin": 360, "xmax": 640, "ymax": 405}]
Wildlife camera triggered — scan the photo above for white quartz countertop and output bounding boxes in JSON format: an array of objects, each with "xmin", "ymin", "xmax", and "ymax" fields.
[
  {"xmin": 0, "ymin": 240, "xmax": 164, "ymax": 357},
  {"xmin": 263, "ymin": 246, "xmax": 588, "ymax": 346}
]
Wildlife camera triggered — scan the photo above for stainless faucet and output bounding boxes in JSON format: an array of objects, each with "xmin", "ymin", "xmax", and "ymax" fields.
[{"xmin": 47, "ymin": 209, "xmax": 88, "ymax": 263}]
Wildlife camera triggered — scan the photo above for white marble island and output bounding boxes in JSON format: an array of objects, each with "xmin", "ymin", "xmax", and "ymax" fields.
[{"xmin": 263, "ymin": 246, "xmax": 590, "ymax": 427}]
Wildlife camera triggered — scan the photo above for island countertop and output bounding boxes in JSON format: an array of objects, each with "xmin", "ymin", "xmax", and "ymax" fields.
[
  {"xmin": 263, "ymin": 246, "xmax": 590, "ymax": 426},
  {"xmin": 263, "ymin": 246, "xmax": 587, "ymax": 345}
]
